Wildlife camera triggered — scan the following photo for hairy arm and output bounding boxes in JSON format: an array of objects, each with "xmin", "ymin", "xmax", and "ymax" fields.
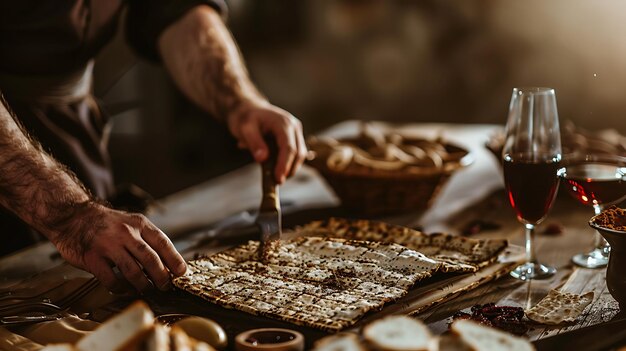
[
  {"xmin": 157, "ymin": 5, "xmax": 261, "ymax": 123},
  {"xmin": 158, "ymin": 5, "xmax": 307, "ymax": 183},
  {"xmin": 0, "ymin": 97, "xmax": 186, "ymax": 291},
  {"xmin": 0, "ymin": 97, "xmax": 94, "ymax": 244}
]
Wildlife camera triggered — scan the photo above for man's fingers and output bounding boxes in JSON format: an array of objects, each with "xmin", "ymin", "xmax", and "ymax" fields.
[
  {"xmin": 273, "ymin": 122, "xmax": 297, "ymax": 184},
  {"xmin": 142, "ymin": 226, "xmax": 187, "ymax": 277},
  {"xmin": 112, "ymin": 250, "xmax": 152, "ymax": 292},
  {"xmin": 289, "ymin": 121, "xmax": 307, "ymax": 177},
  {"xmin": 230, "ymin": 105, "xmax": 304, "ymax": 182},
  {"xmin": 125, "ymin": 237, "xmax": 172, "ymax": 291},
  {"xmin": 88, "ymin": 256, "xmax": 119, "ymax": 292},
  {"xmin": 240, "ymin": 121, "xmax": 268, "ymax": 162}
]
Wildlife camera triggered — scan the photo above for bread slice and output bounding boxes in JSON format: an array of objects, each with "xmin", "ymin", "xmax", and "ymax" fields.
[
  {"xmin": 76, "ymin": 301, "xmax": 154, "ymax": 351},
  {"xmin": 173, "ymin": 316, "xmax": 226, "ymax": 349},
  {"xmin": 170, "ymin": 327, "xmax": 190, "ymax": 351},
  {"xmin": 363, "ymin": 315, "xmax": 434, "ymax": 351},
  {"xmin": 143, "ymin": 325, "xmax": 170, "ymax": 351},
  {"xmin": 312, "ymin": 333, "xmax": 366, "ymax": 351},
  {"xmin": 450, "ymin": 320, "xmax": 534, "ymax": 351},
  {"xmin": 192, "ymin": 343, "xmax": 215, "ymax": 351}
]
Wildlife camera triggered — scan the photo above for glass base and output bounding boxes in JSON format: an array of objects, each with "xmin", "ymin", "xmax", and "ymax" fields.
[
  {"xmin": 510, "ymin": 262, "xmax": 556, "ymax": 281},
  {"xmin": 572, "ymin": 248, "xmax": 610, "ymax": 268}
]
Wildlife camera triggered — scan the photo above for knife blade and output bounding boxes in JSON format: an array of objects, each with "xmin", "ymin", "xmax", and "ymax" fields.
[
  {"xmin": 533, "ymin": 316, "xmax": 626, "ymax": 351},
  {"xmin": 256, "ymin": 137, "xmax": 281, "ymax": 261}
]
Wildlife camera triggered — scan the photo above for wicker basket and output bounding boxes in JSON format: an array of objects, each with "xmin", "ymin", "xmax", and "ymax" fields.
[{"xmin": 310, "ymin": 142, "xmax": 471, "ymax": 216}]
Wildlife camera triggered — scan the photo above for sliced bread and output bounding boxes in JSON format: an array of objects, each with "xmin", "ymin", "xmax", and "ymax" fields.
[
  {"xmin": 450, "ymin": 320, "xmax": 534, "ymax": 351},
  {"xmin": 312, "ymin": 333, "xmax": 366, "ymax": 351},
  {"xmin": 76, "ymin": 301, "xmax": 154, "ymax": 351},
  {"xmin": 363, "ymin": 315, "xmax": 435, "ymax": 351}
]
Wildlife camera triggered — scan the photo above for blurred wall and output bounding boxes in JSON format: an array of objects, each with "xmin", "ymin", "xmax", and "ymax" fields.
[
  {"xmin": 96, "ymin": 0, "xmax": 626, "ymax": 197},
  {"xmin": 230, "ymin": 0, "xmax": 626, "ymax": 132}
]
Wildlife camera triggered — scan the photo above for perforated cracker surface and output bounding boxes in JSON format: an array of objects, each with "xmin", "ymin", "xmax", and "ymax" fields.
[
  {"xmin": 296, "ymin": 218, "xmax": 508, "ymax": 273},
  {"xmin": 173, "ymin": 237, "xmax": 440, "ymax": 332}
]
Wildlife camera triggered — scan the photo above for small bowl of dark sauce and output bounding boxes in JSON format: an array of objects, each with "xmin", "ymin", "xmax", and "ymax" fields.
[{"xmin": 235, "ymin": 328, "xmax": 304, "ymax": 351}]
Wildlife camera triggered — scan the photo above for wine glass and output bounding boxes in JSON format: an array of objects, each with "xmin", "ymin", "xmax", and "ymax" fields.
[
  {"xmin": 503, "ymin": 87, "xmax": 562, "ymax": 280},
  {"xmin": 559, "ymin": 154, "xmax": 626, "ymax": 268}
]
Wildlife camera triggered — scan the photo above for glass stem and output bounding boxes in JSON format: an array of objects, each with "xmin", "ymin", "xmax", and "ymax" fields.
[
  {"xmin": 594, "ymin": 204, "xmax": 603, "ymax": 216},
  {"xmin": 593, "ymin": 205, "xmax": 610, "ymax": 253},
  {"xmin": 525, "ymin": 223, "xmax": 537, "ymax": 264}
]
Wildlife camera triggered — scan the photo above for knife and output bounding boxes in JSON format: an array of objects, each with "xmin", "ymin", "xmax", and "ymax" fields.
[
  {"xmin": 533, "ymin": 316, "xmax": 626, "ymax": 351},
  {"xmin": 256, "ymin": 137, "xmax": 281, "ymax": 261}
]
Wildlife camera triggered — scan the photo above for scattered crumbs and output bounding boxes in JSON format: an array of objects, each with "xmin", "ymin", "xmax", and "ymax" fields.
[
  {"xmin": 541, "ymin": 223, "xmax": 564, "ymax": 235},
  {"xmin": 461, "ymin": 219, "xmax": 501, "ymax": 236}
]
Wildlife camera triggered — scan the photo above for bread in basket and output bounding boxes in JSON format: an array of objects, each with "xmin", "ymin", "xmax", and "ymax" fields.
[{"xmin": 307, "ymin": 123, "xmax": 472, "ymax": 215}]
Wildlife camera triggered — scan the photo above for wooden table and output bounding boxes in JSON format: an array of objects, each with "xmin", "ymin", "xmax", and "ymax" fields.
[{"xmin": 0, "ymin": 122, "xmax": 621, "ymax": 348}]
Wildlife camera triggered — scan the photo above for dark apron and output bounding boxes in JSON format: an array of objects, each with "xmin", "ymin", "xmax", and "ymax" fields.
[{"xmin": 0, "ymin": 61, "xmax": 115, "ymax": 255}]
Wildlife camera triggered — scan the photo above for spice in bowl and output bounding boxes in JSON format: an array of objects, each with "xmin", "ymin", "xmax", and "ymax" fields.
[
  {"xmin": 589, "ymin": 206, "xmax": 626, "ymax": 310},
  {"xmin": 591, "ymin": 205, "xmax": 626, "ymax": 231}
]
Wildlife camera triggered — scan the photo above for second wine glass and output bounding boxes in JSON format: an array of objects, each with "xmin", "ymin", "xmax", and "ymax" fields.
[
  {"xmin": 559, "ymin": 154, "xmax": 626, "ymax": 268},
  {"xmin": 503, "ymin": 87, "xmax": 562, "ymax": 281}
]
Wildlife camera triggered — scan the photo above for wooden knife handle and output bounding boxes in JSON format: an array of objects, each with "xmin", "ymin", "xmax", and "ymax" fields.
[{"xmin": 260, "ymin": 136, "xmax": 279, "ymax": 212}]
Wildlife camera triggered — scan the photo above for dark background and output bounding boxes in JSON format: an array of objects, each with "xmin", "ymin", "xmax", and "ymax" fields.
[{"xmin": 94, "ymin": 0, "xmax": 626, "ymax": 198}]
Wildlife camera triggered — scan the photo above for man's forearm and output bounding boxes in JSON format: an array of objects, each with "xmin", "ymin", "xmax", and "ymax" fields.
[
  {"xmin": 0, "ymin": 96, "xmax": 187, "ymax": 290},
  {"xmin": 157, "ymin": 5, "xmax": 308, "ymax": 181},
  {"xmin": 0, "ymin": 95, "xmax": 100, "ymax": 248},
  {"xmin": 158, "ymin": 5, "xmax": 265, "ymax": 121}
]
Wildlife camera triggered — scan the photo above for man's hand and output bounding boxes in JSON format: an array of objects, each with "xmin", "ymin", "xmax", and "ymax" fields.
[
  {"xmin": 159, "ymin": 6, "xmax": 307, "ymax": 182},
  {"xmin": 227, "ymin": 101, "xmax": 307, "ymax": 183},
  {"xmin": 53, "ymin": 203, "xmax": 187, "ymax": 293},
  {"xmin": 0, "ymin": 97, "xmax": 186, "ymax": 293}
]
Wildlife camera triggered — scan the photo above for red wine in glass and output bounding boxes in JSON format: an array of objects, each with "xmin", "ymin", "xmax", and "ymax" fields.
[
  {"xmin": 559, "ymin": 155, "xmax": 626, "ymax": 268},
  {"xmin": 504, "ymin": 157, "xmax": 561, "ymax": 224},
  {"xmin": 502, "ymin": 86, "xmax": 561, "ymax": 280},
  {"xmin": 561, "ymin": 163, "xmax": 626, "ymax": 207}
]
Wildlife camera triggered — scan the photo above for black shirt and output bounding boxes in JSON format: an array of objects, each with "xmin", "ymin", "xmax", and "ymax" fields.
[{"xmin": 0, "ymin": 0, "xmax": 227, "ymax": 75}]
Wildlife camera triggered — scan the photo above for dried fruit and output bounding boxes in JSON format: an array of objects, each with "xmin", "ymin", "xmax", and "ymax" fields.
[{"xmin": 450, "ymin": 303, "xmax": 529, "ymax": 336}]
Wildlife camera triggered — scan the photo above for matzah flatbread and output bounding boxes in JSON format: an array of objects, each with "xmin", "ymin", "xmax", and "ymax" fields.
[
  {"xmin": 173, "ymin": 237, "xmax": 440, "ymax": 332},
  {"xmin": 525, "ymin": 289, "xmax": 594, "ymax": 325},
  {"xmin": 295, "ymin": 218, "xmax": 508, "ymax": 273}
]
